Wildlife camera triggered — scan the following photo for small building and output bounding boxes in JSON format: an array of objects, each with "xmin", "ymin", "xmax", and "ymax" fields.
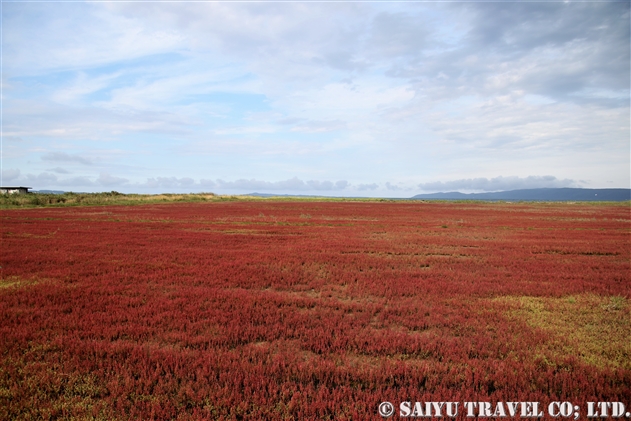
[{"xmin": 0, "ymin": 186, "xmax": 32, "ymax": 194}]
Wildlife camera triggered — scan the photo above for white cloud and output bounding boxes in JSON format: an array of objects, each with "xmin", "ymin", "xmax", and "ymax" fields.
[
  {"xmin": 278, "ymin": 80, "xmax": 415, "ymax": 121},
  {"xmin": 385, "ymin": 182, "xmax": 402, "ymax": 191},
  {"xmin": 57, "ymin": 176, "xmax": 94, "ymax": 188},
  {"xmin": 97, "ymin": 172, "xmax": 129, "ymax": 187},
  {"xmin": 41, "ymin": 151, "xmax": 93, "ymax": 165},
  {"xmin": 213, "ymin": 177, "xmax": 350, "ymax": 192},
  {"xmin": 2, "ymin": 168, "xmax": 21, "ymax": 182},
  {"xmin": 46, "ymin": 167, "xmax": 71, "ymax": 174},
  {"xmin": 5, "ymin": 99, "xmax": 194, "ymax": 142},
  {"xmin": 335, "ymin": 180, "xmax": 349, "ymax": 189},
  {"xmin": 357, "ymin": 183, "xmax": 378, "ymax": 191},
  {"xmin": 284, "ymin": 119, "xmax": 347, "ymax": 134},
  {"xmin": 2, "ymin": 2, "xmax": 628, "ymax": 191},
  {"xmin": 26, "ymin": 172, "xmax": 58, "ymax": 184},
  {"xmin": 422, "ymin": 95, "xmax": 629, "ymax": 154},
  {"xmin": 418, "ymin": 175, "xmax": 578, "ymax": 193},
  {"xmin": 4, "ymin": 3, "xmax": 185, "ymax": 74},
  {"xmin": 52, "ymin": 71, "xmax": 123, "ymax": 105},
  {"xmin": 199, "ymin": 179, "xmax": 216, "ymax": 188},
  {"xmin": 143, "ymin": 177, "xmax": 195, "ymax": 189}
]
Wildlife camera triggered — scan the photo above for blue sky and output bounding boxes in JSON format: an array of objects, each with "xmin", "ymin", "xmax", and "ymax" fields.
[{"xmin": 2, "ymin": 1, "xmax": 629, "ymax": 196}]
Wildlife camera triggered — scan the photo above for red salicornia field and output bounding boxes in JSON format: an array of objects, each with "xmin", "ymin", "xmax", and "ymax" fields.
[{"xmin": 1, "ymin": 200, "xmax": 629, "ymax": 420}]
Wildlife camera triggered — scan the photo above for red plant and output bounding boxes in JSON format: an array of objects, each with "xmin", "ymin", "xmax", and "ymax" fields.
[{"xmin": 1, "ymin": 201, "xmax": 629, "ymax": 420}]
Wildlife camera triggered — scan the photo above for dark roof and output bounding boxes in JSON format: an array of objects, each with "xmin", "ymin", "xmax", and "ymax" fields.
[{"xmin": 0, "ymin": 186, "xmax": 32, "ymax": 189}]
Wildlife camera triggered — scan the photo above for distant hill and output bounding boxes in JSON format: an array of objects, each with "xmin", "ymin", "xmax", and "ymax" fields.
[
  {"xmin": 411, "ymin": 188, "xmax": 630, "ymax": 201},
  {"xmin": 33, "ymin": 190, "xmax": 66, "ymax": 194}
]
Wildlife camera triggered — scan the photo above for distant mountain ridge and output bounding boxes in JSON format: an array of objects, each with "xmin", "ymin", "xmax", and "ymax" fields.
[{"xmin": 411, "ymin": 188, "xmax": 630, "ymax": 201}]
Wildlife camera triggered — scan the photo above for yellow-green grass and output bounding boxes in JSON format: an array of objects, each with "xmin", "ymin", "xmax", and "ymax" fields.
[{"xmin": 495, "ymin": 294, "xmax": 630, "ymax": 370}]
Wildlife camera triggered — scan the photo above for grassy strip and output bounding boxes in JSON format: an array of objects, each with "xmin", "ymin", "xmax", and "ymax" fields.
[
  {"xmin": 1, "ymin": 191, "xmax": 218, "ymax": 209},
  {"xmin": 0, "ymin": 191, "xmax": 403, "ymax": 209},
  {"xmin": 2, "ymin": 191, "xmax": 628, "ymax": 209},
  {"xmin": 496, "ymin": 294, "xmax": 630, "ymax": 370}
]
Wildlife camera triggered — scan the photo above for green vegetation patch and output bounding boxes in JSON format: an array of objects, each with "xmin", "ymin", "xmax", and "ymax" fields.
[
  {"xmin": 0, "ymin": 191, "xmax": 219, "ymax": 209},
  {"xmin": 0, "ymin": 276, "xmax": 41, "ymax": 290},
  {"xmin": 496, "ymin": 294, "xmax": 630, "ymax": 370}
]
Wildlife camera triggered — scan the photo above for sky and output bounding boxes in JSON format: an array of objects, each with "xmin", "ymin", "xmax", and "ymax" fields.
[{"xmin": 2, "ymin": 0, "xmax": 629, "ymax": 196}]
